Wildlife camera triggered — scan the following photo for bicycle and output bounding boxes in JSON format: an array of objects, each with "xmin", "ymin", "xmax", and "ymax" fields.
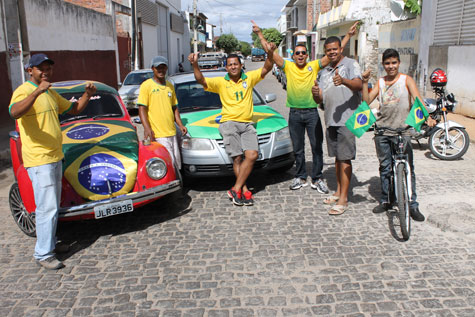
[{"xmin": 376, "ymin": 126, "xmax": 413, "ymax": 241}]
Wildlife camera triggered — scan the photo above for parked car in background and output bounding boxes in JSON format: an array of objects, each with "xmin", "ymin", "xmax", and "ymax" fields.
[
  {"xmin": 118, "ymin": 69, "xmax": 153, "ymax": 110},
  {"xmin": 272, "ymin": 64, "xmax": 281, "ymax": 82},
  {"xmin": 280, "ymin": 58, "xmax": 294, "ymax": 90},
  {"xmin": 237, "ymin": 54, "xmax": 246, "ymax": 69},
  {"xmin": 168, "ymin": 71, "xmax": 295, "ymax": 178},
  {"xmin": 198, "ymin": 52, "xmax": 226, "ymax": 69},
  {"xmin": 9, "ymin": 80, "xmax": 181, "ymax": 236}
]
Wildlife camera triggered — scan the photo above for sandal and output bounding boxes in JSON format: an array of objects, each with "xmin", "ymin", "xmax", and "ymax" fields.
[
  {"xmin": 323, "ymin": 195, "xmax": 339, "ymax": 205},
  {"xmin": 329, "ymin": 204, "xmax": 347, "ymax": 215}
]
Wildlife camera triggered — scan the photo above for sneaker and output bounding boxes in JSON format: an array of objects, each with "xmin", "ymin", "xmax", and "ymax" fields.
[
  {"xmin": 311, "ymin": 179, "xmax": 329, "ymax": 194},
  {"xmin": 373, "ymin": 202, "xmax": 390, "ymax": 214},
  {"xmin": 243, "ymin": 191, "xmax": 254, "ymax": 206},
  {"xmin": 36, "ymin": 256, "xmax": 64, "ymax": 270},
  {"xmin": 289, "ymin": 178, "xmax": 308, "ymax": 190},
  {"xmin": 54, "ymin": 242, "xmax": 70, "ymax": 254},
  {"xmin": 410, "ymin": 207, "xmax": 425, "ymax": 222},
  {"xmin": 227, "ymin": 188, "xmax": 243, "ymax": 206}
]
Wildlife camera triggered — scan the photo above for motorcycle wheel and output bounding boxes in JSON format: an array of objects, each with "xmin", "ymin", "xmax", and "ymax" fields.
[
  {"xmin": 429, "ymin": 127, "xmax": 470, "ymax": 160},
  {"xmin": 396, "ymin": 163, "xmax": 410, "ymax": 241}
]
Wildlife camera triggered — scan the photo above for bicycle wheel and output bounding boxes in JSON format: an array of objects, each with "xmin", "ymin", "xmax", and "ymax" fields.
[
  {"xmin": 396, "ymin": 163, "xmax": 411, "ymax": 240},
  {"xmin": 429, "ymin": 127, "xmax": 470, "ymax": 160}
]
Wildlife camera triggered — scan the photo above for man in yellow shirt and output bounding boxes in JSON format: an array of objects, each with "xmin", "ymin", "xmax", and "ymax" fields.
[
  {"xmin": 9, "ymin": 53, "xmax": 96, "ymax": 270},
  {"xmin": 252, "ymin": 21, "xmax": 356, "ymax": 193},
  {"xmin": 188, "ymin": 44, "xmax": 275, "ymax": 206},
  {"xmin": 138, "ymin": 56, "xmax": 187, "ymax": 168}
]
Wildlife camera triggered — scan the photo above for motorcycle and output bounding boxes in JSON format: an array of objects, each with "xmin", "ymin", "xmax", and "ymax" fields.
[{"xmin": 412, "ymin": 69, "xmax": 470, "ymax": 160}]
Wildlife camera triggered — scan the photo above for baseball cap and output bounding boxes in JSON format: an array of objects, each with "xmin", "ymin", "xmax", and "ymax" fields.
[
  {"xmin": 26, "ymin": 53, "xmax": 54, "ymax": 68},
  {"xmin": 150, "ymin": 56, "xmax": 168, "ymax": 68}
]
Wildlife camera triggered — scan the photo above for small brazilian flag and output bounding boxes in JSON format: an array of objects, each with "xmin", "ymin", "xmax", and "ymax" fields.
[
  {"xmin": 345, "ymin": 101, "xmax": 377, "ymax": 138},
  {"xmin": 405, "ymin": 97, "xmax": 429, "ymax": 132}
]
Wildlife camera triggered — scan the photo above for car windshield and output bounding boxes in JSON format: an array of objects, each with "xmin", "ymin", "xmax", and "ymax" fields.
[
  {"xmin": 58, "ymin": 92, "xmax": 124, "ymax": 123},
  {"xmin": 123, "ymin": 72, "xmax": 153, "ymax": 85},
  {"xmin": 175, "ymin": 80, "xmax": 265, "ymax": 113}
]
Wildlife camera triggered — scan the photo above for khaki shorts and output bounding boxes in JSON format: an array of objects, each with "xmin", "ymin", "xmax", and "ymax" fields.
[
  {"xmin": 326, "ymin": 126, "xmax": 356, "ymax": 161},
  {"xmin": 218, "ymin": 121, "xmax": 258, "ymax": 158},
  {"xmin": 155, "ymin": 135, "xmax": 181, "ymax": 168}
]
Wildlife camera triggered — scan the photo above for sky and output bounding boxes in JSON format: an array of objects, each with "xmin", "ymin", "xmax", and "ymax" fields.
[{"xmin": 181, "ymin": 0, "xmax": 289, "ymax": 42}]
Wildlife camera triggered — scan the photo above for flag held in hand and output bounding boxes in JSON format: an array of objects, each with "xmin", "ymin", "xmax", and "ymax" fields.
[
  {"xmin": 345, "ymin": 101, "xmax": 377, "ymax": 138},
  {"xmin": 405, "ymin": 97, "xmax": 429, "ymax": 132}
]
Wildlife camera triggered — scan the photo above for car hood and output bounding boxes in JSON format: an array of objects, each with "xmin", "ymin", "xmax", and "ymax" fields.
[
  {"xmin": 181, "ymin": 105, "xmax": 288, "ymax": 139},
  {"xmin": 118, "ymin": 85, "xmax": 140, "ymax": 96},
  {"xmin": 61, "ymin": 119, "xmax": 139, "ymax": 201}
]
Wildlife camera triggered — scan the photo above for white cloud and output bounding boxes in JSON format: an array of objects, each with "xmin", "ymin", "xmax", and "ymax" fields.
[{"xmin": 181, "ymin": 0, "xmax": 288, "ymax": 42}]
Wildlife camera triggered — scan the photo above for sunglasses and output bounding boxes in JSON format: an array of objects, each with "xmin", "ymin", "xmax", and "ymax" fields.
[{"xmin": 294, "ymin": 51, "xmax": 307, "ymax": 56}]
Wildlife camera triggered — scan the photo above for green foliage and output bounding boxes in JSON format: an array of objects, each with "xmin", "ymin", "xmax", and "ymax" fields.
[
  {"xmin": 216, "ymin": 34, "xmax": 240, "ymax": 54},
  {"xmin": 403, "ymin": 0, "xmax": 422, "ymax": 15},
  {"xmin": 251, "ymin": 28, "xmax": 284, "ymax": 48},
  {"xmin": 239, "ymin": 41, "xmax": 251, "ymax": 57}
]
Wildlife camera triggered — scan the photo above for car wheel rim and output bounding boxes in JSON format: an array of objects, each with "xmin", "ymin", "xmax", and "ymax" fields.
[{"xmin": 9, "ymin": 184, "xmax": 36, "ymax": 236}]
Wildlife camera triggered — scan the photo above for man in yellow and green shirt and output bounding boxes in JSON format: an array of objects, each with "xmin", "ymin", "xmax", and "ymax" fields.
[
  {"xmin": 252, "ymin": 20, "xmax": 357, "ymax": 193},
  {"xmin": 188, "ymin": 43, "xmax": 275, "ymax": 206},
  {"xmin": 137, "ymin": 56, "xmax": 187, "ymax": 168},
  {"xmin": 9, "ymin": 53, "xmax": 96, "ymax": 270}
]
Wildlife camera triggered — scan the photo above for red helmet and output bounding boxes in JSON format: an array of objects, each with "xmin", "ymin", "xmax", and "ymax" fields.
[{"xmin": 430, "ymin": 68, "xmax": 447, "ymax": 87}]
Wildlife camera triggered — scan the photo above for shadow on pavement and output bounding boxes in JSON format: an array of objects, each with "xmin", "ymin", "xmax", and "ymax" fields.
[
  {"xmin": 55, "ymin": 190, "xmax": 192, "ymax": 261},
  {"xmin": 387, "ymin": 209, "xmax": 409, "ymax": 242}
]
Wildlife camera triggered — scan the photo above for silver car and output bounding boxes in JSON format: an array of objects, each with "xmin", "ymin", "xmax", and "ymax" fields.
[
  {"xmin": 118, "ymin": 69, "xmax": 153, "ymax": 109},
  {"xmin": 168, "ymin": 71, "xmax": 294, "ymax": 177}
]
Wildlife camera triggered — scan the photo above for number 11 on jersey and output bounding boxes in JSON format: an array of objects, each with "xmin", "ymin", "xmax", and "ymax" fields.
[{"xmin": 235, "ymin": 91, "xmax": 243, "ymax": 101}]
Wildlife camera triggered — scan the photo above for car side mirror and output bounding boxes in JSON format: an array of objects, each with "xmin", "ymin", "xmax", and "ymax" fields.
[
  {"xmin": 265, "ymin": 93, "xmax": 277, "ymax": 103},
  {"xmin": 118, "ymin": 82, "xmax": 122, "ymax": 88}
]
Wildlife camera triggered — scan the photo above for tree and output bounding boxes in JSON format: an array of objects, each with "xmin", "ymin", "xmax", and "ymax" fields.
[
  {"xmin": 239, "ymin": 41, "xmax": 251, "ymax": 57},
  {"xmin": 403, "ymin": 0, "xmax": 421, "ymax": 15},
  {"xmin": 251, "ymin": 27, "xmax": 284, "ymax": 48},
  {"xmin": 216, "ymin": 34, "xmax": 240, "ymax": 54}
]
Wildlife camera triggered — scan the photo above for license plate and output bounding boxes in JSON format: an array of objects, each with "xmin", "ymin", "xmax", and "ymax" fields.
[{"xmin": 94, "ymin": 199, "xmax": 133, "ymax": 219}]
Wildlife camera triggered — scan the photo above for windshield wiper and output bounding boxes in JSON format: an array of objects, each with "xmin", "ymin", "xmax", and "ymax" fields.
[
  {"xmin": 60, "ymin": 115, "xmax": 88, "ymax": 124},
  {"xmin": 93, "ymin": 113, "xmax": 123, "ymax": 120},
  {"xmin": 180, "ymin": 105, "xmax": 222, "ymax": 112}
]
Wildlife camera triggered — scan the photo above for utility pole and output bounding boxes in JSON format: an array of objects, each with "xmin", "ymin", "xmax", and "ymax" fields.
[
  {"xmin": 193, "ymin": 0, "xmax": 198, "ymax": 53},
  {"xmin": 131, "ymin": 0, "xmax": 137, "ymax": 70},
  {"xmin": 219, "ymin": 13, "xmax": 223, "ymax": 35}
]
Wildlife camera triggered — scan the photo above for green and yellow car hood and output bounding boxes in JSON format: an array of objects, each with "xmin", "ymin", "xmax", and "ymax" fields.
[
  {"xmin": 61, "ymin": 120, "xmax": 139, "ymax": 201},
  {"xmin": 181, "ymin": 105, "xmax": 288, "ymax": 139}
]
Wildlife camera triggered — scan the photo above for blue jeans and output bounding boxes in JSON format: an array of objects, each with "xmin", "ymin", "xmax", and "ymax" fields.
[
  {"xmin": 374, "ymin": 135, "xmax": 418, "ymax": 208},
  {"xmin": 288, "ymin": 108, "xmax": 324, "ymax": 182},
  {"xmin": 27, "ymin": 161, "xmax": 62, "ymax": 260}
]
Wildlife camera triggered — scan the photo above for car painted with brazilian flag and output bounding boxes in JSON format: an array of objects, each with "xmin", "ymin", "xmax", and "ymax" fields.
[
  {"xmin": 8, "ymin": 80, "xmax": 181, "ymax": 237},
  {"xmin": 169, "ymin": 71, "xmax": 294, "ymax": 177}
]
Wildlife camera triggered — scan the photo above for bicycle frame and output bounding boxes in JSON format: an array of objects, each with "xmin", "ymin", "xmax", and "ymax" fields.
[{"xmin": 392, "ymin": 134, "xmax": 412, "ymax": 204}]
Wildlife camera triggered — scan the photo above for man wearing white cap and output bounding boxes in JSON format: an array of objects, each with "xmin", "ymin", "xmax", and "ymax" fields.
[{"xmin": 137, "ymin": 56, "xmax": 187, "ymax": 168}]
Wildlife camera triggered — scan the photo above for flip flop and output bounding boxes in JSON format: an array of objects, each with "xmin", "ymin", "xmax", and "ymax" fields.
[
  {"xmin": 323, "ymin": 195, "xmax": 339, "ymax": 205},
  {"xmin": 329, "ymin": 204, "xmax": 347, "ymax": 215}
]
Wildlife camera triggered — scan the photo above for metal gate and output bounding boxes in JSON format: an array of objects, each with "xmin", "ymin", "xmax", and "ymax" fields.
[{"xmin": 434, "ymin": 0, "xmax": 475, "ymax": 45}]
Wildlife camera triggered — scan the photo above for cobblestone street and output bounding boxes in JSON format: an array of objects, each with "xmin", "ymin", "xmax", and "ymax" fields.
[{"xmin": 0, "ymin": 62, "xmax": 474, "ymax": 316}]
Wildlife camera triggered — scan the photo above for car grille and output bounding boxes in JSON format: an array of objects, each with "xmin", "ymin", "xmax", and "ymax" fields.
[{"xmin": 216, "ymin": 133, "xmax": 271, "ymax": 148}]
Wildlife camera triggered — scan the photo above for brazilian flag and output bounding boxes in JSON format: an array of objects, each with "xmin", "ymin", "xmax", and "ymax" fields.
[
  {"xmin": 405, "ymin": 97, "xmax": 429, "ymax": 132},
  {"xmin": 345, "ymin": 101, "xmax": 377, "ymax": 138}
]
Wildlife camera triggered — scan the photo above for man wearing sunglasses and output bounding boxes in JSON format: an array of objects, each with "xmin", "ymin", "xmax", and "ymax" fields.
[{"xmin": 252, "ymin": 21, "xmax": 357, "ymax": 193}]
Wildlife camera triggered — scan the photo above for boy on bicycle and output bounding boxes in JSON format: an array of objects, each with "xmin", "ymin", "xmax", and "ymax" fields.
[{"xmin": 362, "ymin": 49, "xmax": 435, "ymax": 221}]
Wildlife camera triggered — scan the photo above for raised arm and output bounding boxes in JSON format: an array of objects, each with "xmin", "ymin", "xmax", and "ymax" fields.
[
  {"xmin": 362, "ymin": 69, "xmax": 379, "ymax": 105},
  {"xmin": 321, "ymin": 21, "xmax": 358, "ymax": 68},
  {"xmin": 251, "ymin": 20, "xmax": 284, "ymax": 68},
  {"xmin": 260, "ymin": 42, "xmax": 276, "ymax": 78},
  {"xmin": 188, "ymin": 53, "xmax": 207, "ymax": 89},
  {"xmin": 68, "ymin": 82, "xmax": 97, "ymax": 115},
  {"xmin": 10, "ymin": 81, "xmax": 51, "ymax": 119}
]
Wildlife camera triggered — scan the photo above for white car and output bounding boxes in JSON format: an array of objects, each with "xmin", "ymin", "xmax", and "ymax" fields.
[{"xmin": 118, "ymin": 69, "xmax": 153, "ymax": 109}]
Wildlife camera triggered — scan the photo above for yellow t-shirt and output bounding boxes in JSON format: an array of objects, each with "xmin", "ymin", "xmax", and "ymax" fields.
[
  {"xmin": 9, "ymin": 81, "xmax": 73, "ymax": 168},
  {"xmin": 282, "ymin": 59, "xmax": 321, "ymax": 108},
  {"xmin": 137, "ymin": 79, "xmax": 178, "ymax": 138},
  {"xmin": 204, "ymin": 69, "xmax": 263, "ymax": 123}
]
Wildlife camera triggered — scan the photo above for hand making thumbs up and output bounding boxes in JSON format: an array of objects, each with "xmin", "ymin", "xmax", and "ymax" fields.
[{"xmin": 333, "ymin": 68, "xmax": 343, "ymax": 86}]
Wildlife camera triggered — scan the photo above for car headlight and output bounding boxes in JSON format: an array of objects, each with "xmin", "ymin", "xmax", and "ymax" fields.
[
  {"xmin": 275, "ymin": 127, "xmax": 290, "ymax": 141},
  {"xmin": 146, "ymin": 158, "xmax": 167, "ymax": 180},
  {"xmin": 181, "ymin": 137, "xmax": 214, "ymax": 150}
]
